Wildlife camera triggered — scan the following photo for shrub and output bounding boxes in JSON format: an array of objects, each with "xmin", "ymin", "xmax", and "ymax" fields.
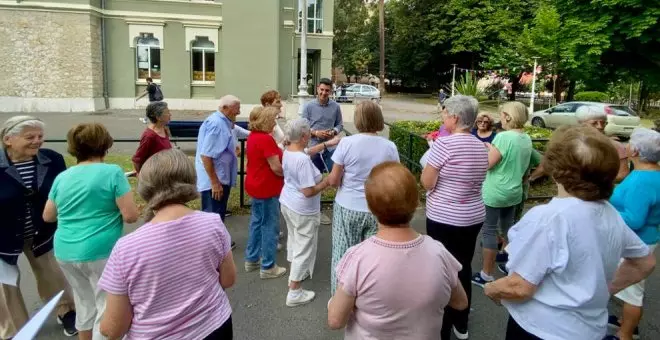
[
  {"xmin": 574, "ymin": 91, "xmax": 609, "ymax": 102},
  {"xmin": 389, "ymin": 121, "xmax": 553, "ymax": 169}
]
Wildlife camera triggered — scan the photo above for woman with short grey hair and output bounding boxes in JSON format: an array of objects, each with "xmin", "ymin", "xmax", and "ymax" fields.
[
  {"xmin": 132, "ymin": 101, "xmax": 172, "ymax": 172},
  {"xmin": 0, "ymin": 116, "xmax": 77, "ymax": 338},
  {"xmin": 279, "ymin": 118, "xmax": 338, "ymax": 307},
  {"xmin": 576, "ymin": 106, "xmax": 629, "ymax": 181},
  {"xmin": 608, "ymin": 127, "xmax": 660, "ymax": 340},
  {"xmin": 420, "ymin": 95, "xmax": 489, "ymax": 339}
]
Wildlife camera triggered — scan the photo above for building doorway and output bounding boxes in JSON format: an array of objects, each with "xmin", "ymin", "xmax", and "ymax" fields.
[{"xmin": 296, "ymin": 49, "xmax": 321, "ymax": 95}]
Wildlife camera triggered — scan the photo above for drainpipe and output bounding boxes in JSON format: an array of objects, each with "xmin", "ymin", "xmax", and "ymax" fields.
[{"xmin": 101, "ymin": 0, "xmax": 110, "ymax": 109}]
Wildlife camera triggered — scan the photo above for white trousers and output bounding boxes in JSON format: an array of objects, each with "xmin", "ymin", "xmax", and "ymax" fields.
[{"xmin": 281, "ymin": 205, "xmax": 320, "ymax": 282}]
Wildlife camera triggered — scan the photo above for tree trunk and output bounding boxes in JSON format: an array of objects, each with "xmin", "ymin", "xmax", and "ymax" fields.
[
  {"xmin": 509, "ymin": 72, "xmax": 523, "ymax": 101},
  {"xmin": 566, "ymin": 79, "xmax": 576, "ymax": 101},
  {"xmin": 639, "ymin": 81, "xmax": 649, "ymax": 113},
  {"xmin": 378, "ymin": 0, "xmax": 386, "ymax": 93}
]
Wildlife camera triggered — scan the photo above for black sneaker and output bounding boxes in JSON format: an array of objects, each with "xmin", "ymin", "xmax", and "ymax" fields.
[
  {"xmin": 231, "ymin": 241, "xmax": 236, "ymax": 250},
  {"xmin": 452, "ymin": 325, "xmax": 469, "ymax": 340},
  {"xmin": 57, "ymin": 311, "xmax": 78, "ymax": 337},
  {"xmin": 495, "ymin": 252, "xmax": 509, "ymax": 263},
  {"xmin": 497, "ymin": 263, "xmax": 509, "ymax": 275},
  {"xmin": 225, "ymin": 210, "xmax": 233, "ymax": 217},
  {"xmin": 470, "ymin": 272, "xmax": 492, "ymax": 288},
  {"xmin": 607, "ymin": 315, "xmax": 639, "ymax": 339}
]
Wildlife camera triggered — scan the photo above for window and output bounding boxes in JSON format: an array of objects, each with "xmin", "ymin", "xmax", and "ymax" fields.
[
  {"xmin": 298, "ymin": 0, "xmax": 323, "ymax": 34},
  {"xmin": 191, "ymin": 37, "xmax": 215, "ymax": 83},
  {"xmin": 136, "ymin": 33, "xmax": 161, "ymax": 80}
]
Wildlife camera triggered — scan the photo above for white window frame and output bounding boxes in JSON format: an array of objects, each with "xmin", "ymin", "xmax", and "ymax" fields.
[
  {"xmin": 298, "ymin": 0, "xmax": 323, "ymax": 34},
  {"xmin": 135, "ymin": 34, "xmax": 162, "ymax": 83},
  {"xmin": 191, "ymin": 39, "xmax": 216, "ymax": 85}
]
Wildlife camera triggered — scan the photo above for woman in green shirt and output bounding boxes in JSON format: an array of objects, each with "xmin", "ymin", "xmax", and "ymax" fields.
[
  {"xmin": 472, "ymin": 102, "xmax": 533, "ymax": 287},
  {"xmin": 43, "ymin": 123, "xmax": 139, "ymax": 340}
]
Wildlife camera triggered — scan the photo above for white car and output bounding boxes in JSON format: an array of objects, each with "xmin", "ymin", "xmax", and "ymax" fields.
[
  {"xmin": 529, "ymin": 101, "xmax": 640, "ymax": 137},
  {"xmin": 343, "ymin": 84, "xmax": 381, "ymax": 102}
]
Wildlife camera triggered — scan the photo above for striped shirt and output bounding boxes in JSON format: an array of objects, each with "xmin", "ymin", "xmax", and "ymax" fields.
[
  {"xmin": 98, "ymin": 211, "xmax": 232, "ymax": 340},
  {"xmin": 15, "ymin": 160, "xmax": 36, "ymax": 239},
  {"xmin": 425, "ymin": 133, "xmax": 489, "ymax": 226}
]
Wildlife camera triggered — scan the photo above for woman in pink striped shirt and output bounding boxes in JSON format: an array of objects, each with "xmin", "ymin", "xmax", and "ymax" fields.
[
  {"xmin": 98, "ymin": 149, "xmax": 237, "ymax": 340},
  {"xmin": 420, "ymin": 95, "xmax": 489, "ymax": 340}
]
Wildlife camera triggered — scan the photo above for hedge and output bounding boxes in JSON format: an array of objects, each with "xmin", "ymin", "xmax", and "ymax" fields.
[
  {"xmin": 389, "ymin": 121, "xmax": 553, "ymax": 171},
  {"xmin": 574, "ymin": 91, "xmax": 609, "ymax": 103}
]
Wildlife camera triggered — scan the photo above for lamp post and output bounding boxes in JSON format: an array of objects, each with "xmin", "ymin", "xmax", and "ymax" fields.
[
  {"xmin": 297, "ymin": 0, "xmax": 309, "ymax": 116},
  {"xmin": 529, "ymin": 57, "xmax": 539, "ymax": 113},
  {"xmin": 451, "ymin": 64, "xmax": 457, "ymax": 96}
]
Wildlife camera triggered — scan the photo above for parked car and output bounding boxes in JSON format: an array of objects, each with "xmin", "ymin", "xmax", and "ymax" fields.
[
  {"xmin": 343, "ymin": 84, "xmax": 381, "ymax": 102},
  {"xmin": 529, "ymin": 101, "xmax": 640, "ymax": 137}
]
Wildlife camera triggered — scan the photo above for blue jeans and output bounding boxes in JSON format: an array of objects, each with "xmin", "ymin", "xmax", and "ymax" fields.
[
  {"xmin": 201, "ymin": 185, "xmax": 231, "ymax": 222},
  {"xmin": 245, "ymin": 197, "xmax": 280, "ymax": 270},
  {"xmin": 311, "ymin": 148, "xmax": 335, "ymax": 173}
]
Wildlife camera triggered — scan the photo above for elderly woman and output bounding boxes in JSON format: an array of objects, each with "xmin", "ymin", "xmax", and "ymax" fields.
[
  {"xmin": 279, "ymin": 119, "xmax": 340, "ymax": 307},
  {"xmin": 329, "ymin": 161, "xmax": 468, "ymax": 339},
  {"xmin": 0, "ymin": 116, "xmax": 77, "ymax": 338},
  {"xmin": 471, "ymin": 112, "xmax": 497, "ymax": 143},
  {"xmin": 576, "ymin": 106, "xmax": 629, "ymax": 181},
  {"xmin": 43, "ymin": 123, "xmax": 139, "ymax": 340},
  {"xmin": 420, "ymin": 95, "xmax": 488, "ymax": 339},
  {"xmin": 484, "ymin": 126, "xmax": 656, "ymax": 340},
  {"xmin": 328, "ymin": 101, "xmax": 400, "ymax": 295},
  {"xmin": 607, "ymin": 127, "xmax": 660, "ymax": 340},
  {"xmin": 244, "ymin": 106, "xmax": 287, "ymax": 279},
  {"xmin": 132, "ymin": 101, "xmax": 172, "ymax": 173},
  {"xmin": 233, "ymin": 90, "xmax": 287, "ymax": 149},
  {"xmin": 472, "ymin": 101, "xmax": 533, "ymax": 287},
  {"xmin": 99, "ymin": 149, "xmax": 237, "ymax": 339}
]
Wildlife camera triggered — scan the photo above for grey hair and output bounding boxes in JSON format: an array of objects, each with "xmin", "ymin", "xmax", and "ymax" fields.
[
  {"xmin": 284, "ymin": 118, "xmax": 311, "ymax": 143},
  {"xmin": 576, "ymin": 106, "xmax": 606, "ymax": 123},
  {"xmin": 443, "ymin": 95, "xmax": 479, "ymax": 129},
  {"xmin": 218, "ymin": 95, "xmax": 241, "ymax": 110},
  {"xmin": 145, "ymin": 101, "xmax": 169, "ymax": 123},
  {"xmin": 1, "ymin": 116, "xmax": 45, "ymax": 147},
  {"xmin": 629, "ymin": 127, "xmax": 660, "ymax": 163}
]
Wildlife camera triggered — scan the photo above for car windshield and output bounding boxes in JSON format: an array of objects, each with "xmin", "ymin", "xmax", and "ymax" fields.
[
  {"xmin": 609, "ymin": 105, "xmax": 637, "ymax": 116},
  {"xmin": 347, "ymin": 85, "xmax": 360, "ymax": 91}
]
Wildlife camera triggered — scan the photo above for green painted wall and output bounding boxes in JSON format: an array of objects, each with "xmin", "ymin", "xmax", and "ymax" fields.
[
  {"xmin": 105, "ymin": 0, "xmax": 222, "ymax": 18},
  {"xmin": 105, "ymin": 18, "xmax": 134, "ymax": 98},
  {"xmin": 162, "ymin": 22, "xmax": 190, "ymax": 99},
  {"xmin": 279, "ymin": 1, "xmax": 296, "ymax": 99},
  {"xmin": 192, "ymin": 86, "xmax": 216, "ymax": 98},
  {"xmin": 220, "ymin": 0, "xmax": 279, "ymax": 103}
]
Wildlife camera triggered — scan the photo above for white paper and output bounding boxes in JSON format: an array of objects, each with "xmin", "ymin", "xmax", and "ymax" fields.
[
  {"xmin": 14, "ymin": 291, "xmax": 64, "ymax": 340},
  {"xmin": 0, "ymin": 258, "xmax": 19, "ymax": 286}
]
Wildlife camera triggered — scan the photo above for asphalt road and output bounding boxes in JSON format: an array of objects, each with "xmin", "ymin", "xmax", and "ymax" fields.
[{"xmin": 3, "ymin": 101, "xmax": 660, "ymax": 339}]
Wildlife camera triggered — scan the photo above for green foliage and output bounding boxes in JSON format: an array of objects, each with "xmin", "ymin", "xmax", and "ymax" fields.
[
  {"xmin": 389, "ymin": 120, "xmax": 553, "ymax": 168},
  {"xmin": 574, "ymin": 91, "xmax": 609, "ymax": 102},
  {"xmin": 450, "ymin": 72, "xmax": 484, "ymax": 97}
]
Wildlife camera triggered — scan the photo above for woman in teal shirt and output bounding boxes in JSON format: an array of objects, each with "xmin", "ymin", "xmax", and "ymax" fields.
[
  {"xmin": 608, "ymin": 127, "xmax": 660, "ymax": 340},
  {"xmin": 43, "ymin": 123, "xmax": 138, "ymax": 340}
]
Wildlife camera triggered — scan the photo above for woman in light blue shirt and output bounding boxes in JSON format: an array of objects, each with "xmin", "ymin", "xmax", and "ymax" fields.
[{"xmin": 608, "ymin": 127, "xmax": 660, "ymax": 340}]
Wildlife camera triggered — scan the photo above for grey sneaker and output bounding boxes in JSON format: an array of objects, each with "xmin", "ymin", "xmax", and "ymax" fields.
[
  {"xmin": 244, "ymin": 261, "xmax": 260, "ymax": 272},
  {"xmin": 286, "ymin": 289, "xmax": 316, "ymax": 307},
  {"xmin": 320, "ymin": 213, "xmax": 331, "ymax": 225},
  {"xmin": 260, "ymin": 265, "xmax": 287, "ymax": 279}
]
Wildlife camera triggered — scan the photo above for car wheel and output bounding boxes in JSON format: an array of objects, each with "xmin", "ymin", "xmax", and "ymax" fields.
[{"xmin": 531, "ymin": 117, "xmax": 546, "ymax": 128}]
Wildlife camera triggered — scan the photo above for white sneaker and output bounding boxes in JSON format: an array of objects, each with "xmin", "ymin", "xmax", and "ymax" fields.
[
  {"xmin": 286, "ymin": 289, "xmax": 316, "ymax": 307},
  {"xmin": 320, "ymin": 213, "xmax": 331, "ymax": 225},
  {"xmin": 277, "ymin": 243, "xmax": 283, "ymax": 251},
  {"xmin": 260, "ymin": 265, "xmax": 287, "ymax": 279}
]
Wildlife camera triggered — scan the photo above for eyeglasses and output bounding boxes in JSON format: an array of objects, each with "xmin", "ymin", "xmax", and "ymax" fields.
[{"xmin": 477, "ymin": 120, "xmax": 490, "ymax": 124}]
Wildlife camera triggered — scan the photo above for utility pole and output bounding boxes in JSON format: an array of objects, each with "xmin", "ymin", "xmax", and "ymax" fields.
[
  {"xmin": 297, "ymin": 0, "xmax": 309, "ymax": 116},
  {"xmin": 529, "ymin": 57, "xmax": 539, "ymax": 113},
  {"xmin": 451, "ymin": 64, "xmax": 457, "ymax": 96},
  {"xmin": 629, "ymin": 82, "xmax": 633, "ymax": 108},
  {"xmin": 378, "ymin": 0, "xmax": 386, "ymax": 93}
]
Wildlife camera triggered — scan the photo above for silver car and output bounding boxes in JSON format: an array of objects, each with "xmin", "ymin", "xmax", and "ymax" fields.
[
  {"xmin": 343, "ymin": 84, "xmax": 381, "ymax": 102},
  {"xmin": 529, "ymin": 101, "xmax": 640, "ymax": 137}
]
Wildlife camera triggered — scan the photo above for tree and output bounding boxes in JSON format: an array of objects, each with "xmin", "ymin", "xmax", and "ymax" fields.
[{"xmin": 333, "ymin": 0, "xmax": 370, "ymax": 78}]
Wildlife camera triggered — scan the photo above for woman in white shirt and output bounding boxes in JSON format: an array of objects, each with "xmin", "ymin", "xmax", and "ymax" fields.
[
  {"xmin": 280, "ymin": 119, "xmax": 339, "ymax": 307},
  {"xmin": 483, "ymin": 126, "xmax": 656, "ymax": 340},
  {"xmin": 327, "ymin": 101, "xmax": 400, "ymax": 295}
]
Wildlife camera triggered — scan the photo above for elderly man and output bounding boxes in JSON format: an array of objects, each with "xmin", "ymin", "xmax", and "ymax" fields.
[
  {"xmin": 196, "ymin": 95, "xmax": 241, "ymax": 250},
  {"xmin": 302, "ymin": 78, "xmax": 343, "ymax": 173}
]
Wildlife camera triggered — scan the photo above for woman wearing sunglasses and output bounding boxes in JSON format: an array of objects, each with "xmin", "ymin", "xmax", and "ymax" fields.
[{"xmin": 471, "ymin": 113, "xmax": 497, "ymax": 143}]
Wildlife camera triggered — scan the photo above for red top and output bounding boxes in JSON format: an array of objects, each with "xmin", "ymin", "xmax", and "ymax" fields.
[
  {"xmin": 245, "ymin": 131, "xmax": 283, "ymax": 199},
  {"xmin": 132, "ymin": 128, "xmax": 172, "ymax": 171}
]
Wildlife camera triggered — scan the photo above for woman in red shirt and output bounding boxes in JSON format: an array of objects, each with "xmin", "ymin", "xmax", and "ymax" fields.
[
  {"xmin": 132, "ymin": 102, "xmax": 172, "ymax": 172},
  {"xmin": 244, "ymin": 106, "xmax": 287, "ymax": 279}
]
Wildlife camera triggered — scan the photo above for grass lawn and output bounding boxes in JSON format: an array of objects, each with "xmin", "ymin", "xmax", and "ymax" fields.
[{"xmin": 63, "ymin": 154, "xmax": 338, "ymax": 216}]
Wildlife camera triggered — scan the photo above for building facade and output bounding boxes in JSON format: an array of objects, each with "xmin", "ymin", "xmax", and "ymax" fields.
[{"xmin": 0, "ymin": 0, "xmax": 333, "ymax": 112}]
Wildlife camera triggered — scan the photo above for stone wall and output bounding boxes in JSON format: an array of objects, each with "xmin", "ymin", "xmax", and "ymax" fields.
[{"xmin": 0, "ymin": 9, "xmax": 103, "ymax": 99}]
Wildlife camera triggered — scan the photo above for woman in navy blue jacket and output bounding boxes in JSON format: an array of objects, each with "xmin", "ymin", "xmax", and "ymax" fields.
[{"xmin": 0, "ymin": 116, "xmax": 77, "ymax": 338}]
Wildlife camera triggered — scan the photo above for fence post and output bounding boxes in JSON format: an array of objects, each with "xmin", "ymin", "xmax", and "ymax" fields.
[{"xmin": 239, "ymin": 139, "xmax": 246, "ymax": 208}]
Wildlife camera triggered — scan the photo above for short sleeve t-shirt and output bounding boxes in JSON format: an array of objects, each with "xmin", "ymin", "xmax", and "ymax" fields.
[
  {"xmin": 245, "ymin": 131, "xmax": 284, "ymax": 199},
  {"xmin": 331, "ymin": 134, "xmax": 399, "ymax": 212},
  {"xmin": 279, "ymin": 150, "xmax": 322, "ymax": 215},
  {"xmin": 131, "ymin": 128, "xmax": 172, "ymax": 171},
  {"xmin": 50, "ymin": 163, "xmax": 131, "ymax": 262},
  {"xmin": 98, "ymin": 212, "xmax": 232, "ymax": 340},
  {"xmin": 503, "ymin": 197, "xmax": 649, "ymax": 340},
  {"xmin": 482, "ymin": 131, "xmax": 533, "ymax": 207},
  {"xmin": 425, "ymin": 133, "xmax": 489, "ymax": 226},
  {"xmin": 336, "ymin": 235, "xmax": 461, "ymax": 340}
]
